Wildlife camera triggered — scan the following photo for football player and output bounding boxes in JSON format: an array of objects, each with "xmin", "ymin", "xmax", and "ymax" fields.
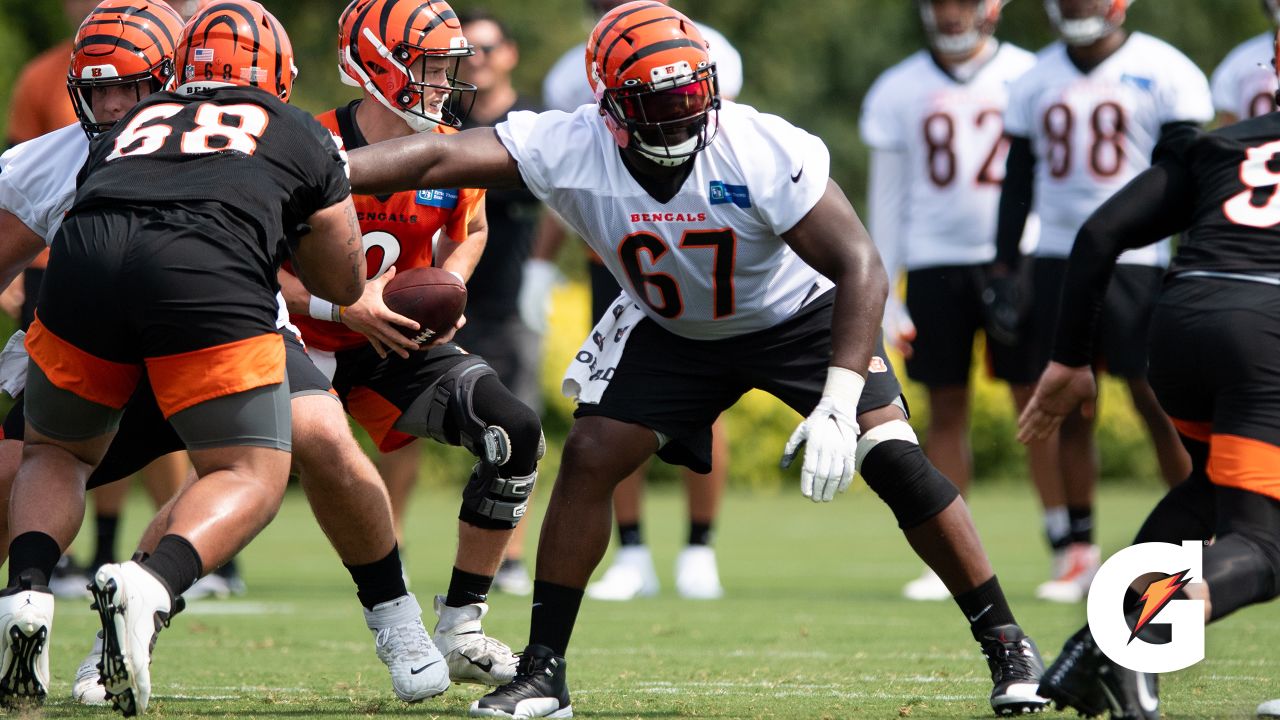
[
  {"xmin": 992, "ymin": 0, "xmax": 1206, "ymax": 602},
  {"xmin": 1018, "ymin": 25, "xmax": 1280, "ymax": 718},
  {"xmin": 345, "ymin": 3, "xmax": 1049, "ymax": 717},
  {"xmin": 280, "ymin": 0, "xmax": 542, "ymax": 687},
  {"xmin": 0, "ymin": 0, "xmax": 471, "ymax": 708},
  {"xmin": 861, "ymin": 0, "xmax": 1042, "ymax": 601},
  {"xmin": 1210, "ymin": 0, "xmax": 1280, "ymax": 126}
]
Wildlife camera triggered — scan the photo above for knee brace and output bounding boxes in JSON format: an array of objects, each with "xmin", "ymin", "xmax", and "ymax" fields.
[
  {"xmin": 856, "ymin": 420, "xmax": 960, "ymax": 530},
  {"xmin": 459, "ymin": 460, "xmax": 536, "ymax": 530},
  {"xmin": 396, "ymin": 361, "xmax": 513, "ymax": 465}
]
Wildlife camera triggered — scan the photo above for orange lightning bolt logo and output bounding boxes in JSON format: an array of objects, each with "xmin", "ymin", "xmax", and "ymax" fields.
[{"xmin": 1129, "ymin": 569, "xmax": 1193, "ymax": 644}]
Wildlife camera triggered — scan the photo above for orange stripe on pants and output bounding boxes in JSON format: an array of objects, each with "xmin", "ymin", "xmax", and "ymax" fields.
[
  {"xmin": 1171, "ymin": 417, "xmax": 1212, "ymax": 444},
  {"xmin": 25, "ymin": 317, "xmax": 140, "ymax": 409},
  {"xmin": 1207, "ymin": 433, "xmax": 1280, "ymax": 502},
  {"xmin": 146, "ymin": 333, "xmax": 285, "ymax": 418},
  {"xmin": 345, "ymin": 386, "xmax": 414, "ymax": 452}
]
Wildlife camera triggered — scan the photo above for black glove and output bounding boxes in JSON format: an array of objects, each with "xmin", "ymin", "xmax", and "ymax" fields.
[{"xmin": 980, "ymin": 267, "xmax": 1027, "ymax": 347}]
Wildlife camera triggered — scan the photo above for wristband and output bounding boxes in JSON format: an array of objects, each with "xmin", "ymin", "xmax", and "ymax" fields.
[
  {"xmin": 823, "ymin": 366, "xmax": 866, "ymax": 410},
  {"xmin": 309, "ymin": 296, "xmax": 344, "ymax": 323}
]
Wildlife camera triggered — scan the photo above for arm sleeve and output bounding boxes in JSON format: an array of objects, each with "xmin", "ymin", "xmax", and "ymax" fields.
[
  {"xmin": 994, "ymin": 135, "xmax": 1034, "ymax": 268},
  {"xmin": 300, "ymin": 110, "xmax": 353, "ymax": 210},
  {"xmin": 1051, "ymin": 158, "xmax": 1196, "ymax": 366},
  {"xmin": 1157, "ymin": 52, "xmax": 1214, "ymax": 125},
  {"xmin": 867, "ymin": 147, "xmax": 909, "ymax": 281}
]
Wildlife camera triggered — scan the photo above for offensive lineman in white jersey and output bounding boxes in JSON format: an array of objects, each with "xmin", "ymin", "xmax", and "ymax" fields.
[
  {"xmin": 992, "ymin": 0, "xmax": 1207, "ymax": 603},
  {"xmin": 1210, "ymin": 0, "xmax": 1280, "ymax": 126},
  {"xmin": 862, "ymin": 0, "xmax": 1042, "ymax": 602},
  {"xmin": 346, "ymin": 3, "xmax": 1049, "ymax": 717}
]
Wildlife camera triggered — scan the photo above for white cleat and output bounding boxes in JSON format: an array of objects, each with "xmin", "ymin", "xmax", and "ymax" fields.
[
  {"xmin": 1035, "ymin": 544, "xmax": 1100, "ymax": 604},
  {"xmin": 91, "ymin": 561, "xmax": 174, "ymax": 717},
  {"xmin": 364, "ymin": 593, "xmax": 449, "ymax": 702},
  {"xmin": 433, "ymin": 595, "xmax": 517, "ymax": 685},
  {"xmin": 1259, "ymin": 699, "xmax": 1280, "ymax": 718},
  {"xmin": 674, "ymin": 545, "xmax": 723, "ymax": 600},
  {"xmin": 586, "ymin": 546, "xmax": 659, "ymax": 601},
  {"xmin": 902, "ymin": 567, "xmax": 952, "ymax": 602},
  {"xmin": 71, "ymin": 631, "xmax": 109, "ymax": 705},
  {"xmin": 0, "ymin": 586, "xmax": 54, "ymax": 707}
]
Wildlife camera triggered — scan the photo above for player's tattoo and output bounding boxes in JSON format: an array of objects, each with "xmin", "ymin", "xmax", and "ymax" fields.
[{"xmin": 344, "ymin": 203, "xmax": 363, "ymax": 292}]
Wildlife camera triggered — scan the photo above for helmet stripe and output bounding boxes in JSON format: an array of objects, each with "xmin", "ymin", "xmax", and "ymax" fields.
[
  {"xmin": 589, "ymin": 1, "xmax": 668, "ymax": 72},
  {"xmin": 600, "ymin": 14, "xmax": 689, "ymax": 80},
  {"xmin": 615, "ymin": 37, "xmax": 703, "ymax": 75}
]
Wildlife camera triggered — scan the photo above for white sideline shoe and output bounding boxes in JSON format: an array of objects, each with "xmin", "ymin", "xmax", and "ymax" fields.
[
  {"xmin": 0, "ymin": 586, "xmax": 54, "ymax": 707},
  {"xmin": 364, "ymin": 593, "xmax": 449, "ymax": 702},
  {"xmin": 674, "ymin": 545, "xmax": 723, "ymax": 600},
  {"xmin": 71, "ymin": 631, "xmax": 109, "ymax": 705},
  {"xmin": 902, "ymin": 567, "xmax": 951, "ymax": 601},
  {"xmin": 1035, "ymin": 543, "xmax": 1101, "ymax": 603},
  {"xmin": 91, "ymin": 561, "xmax": 174, "ymax": 717},
  {"xmin": 433, "ymin": 595, "xmax": 517, "ymax": 685},
  {"xmin": 586, "ymin": 546, "xmax": 658, "ymax": 601}
]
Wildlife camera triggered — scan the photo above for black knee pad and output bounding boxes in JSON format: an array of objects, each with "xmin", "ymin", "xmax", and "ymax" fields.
[
  {"xmin": 470, "ymin": 374, "xmax": 543, "ymax": 474},
  {"xmin": 859, "ymin": 439, "xmax": 960, "ymax": 530},
  {"xmin": 459, "ymin": 460, "xmax": 536, "ymax": 530}
]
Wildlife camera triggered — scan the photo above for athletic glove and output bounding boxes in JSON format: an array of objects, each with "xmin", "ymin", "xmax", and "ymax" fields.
[
  {"xmin": 780, "ymin": 367, "xmax": 863, "ymax": 503},
  {"xmin": 518, "ymin": 259, "xmax": 559, "ymax": 333}
]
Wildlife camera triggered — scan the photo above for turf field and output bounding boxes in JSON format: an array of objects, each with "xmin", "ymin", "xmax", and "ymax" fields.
[{"xmin": 34, "ymin": 481, "xmax": 1278, "ymax": 719}]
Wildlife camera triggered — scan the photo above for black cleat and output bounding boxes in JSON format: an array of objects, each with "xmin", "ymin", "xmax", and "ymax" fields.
[
  {"xmin": 469, "ymin": 644, "xmax": 572, "ymax": 718},
  {"xmin": 1097, "ymin": 653, "xmax": 1159, "ymax": 720},
  {"xmin": 1038, "ymin": 627, "xmax": 1108, "ymax": 717},
  {"xmin": 977, "ymin": 624, "xmax": 1049, "ymax": 716}
]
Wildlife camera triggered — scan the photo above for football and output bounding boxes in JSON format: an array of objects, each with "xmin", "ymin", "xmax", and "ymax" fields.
[{"xmin": 382, "ymin": 267, "xmax": 467, "ymax": 345}]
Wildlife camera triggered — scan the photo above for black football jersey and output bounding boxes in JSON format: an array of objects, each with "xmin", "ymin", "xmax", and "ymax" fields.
[{"xmin": 72, "ymin": 86, "xmax": 350, "ymax": 267}]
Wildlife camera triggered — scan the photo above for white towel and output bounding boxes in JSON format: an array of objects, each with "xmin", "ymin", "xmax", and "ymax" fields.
[
  {"xmin": 562, "ymin": 293, "xmax": 646, "ymax": 404},
  {"xmin": 0, "ymin": 330, "xmax": 28, "ymax": 398}
]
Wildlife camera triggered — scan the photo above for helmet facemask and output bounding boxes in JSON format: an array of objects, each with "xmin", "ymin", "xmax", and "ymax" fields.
[
  {"xmin": 1044, "ymin": 0, "xmax": 1127, "ymax": 47},
  {"xmin": 919, "ymin": 0, "xmax": 1001, "ymax": 59},
  {"xmin": 600, "ymin": 62, "xmax": 719, "ymax": 167}
]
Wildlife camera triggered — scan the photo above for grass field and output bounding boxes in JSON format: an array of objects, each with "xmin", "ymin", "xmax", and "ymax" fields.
[{"xmin": 31, "ymin": 480, "xmax": 1279, "ymax": 719}]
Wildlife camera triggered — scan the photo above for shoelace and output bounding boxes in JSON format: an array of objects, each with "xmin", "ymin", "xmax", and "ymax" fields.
[
  {"xmin": 985, "ymin": 640, "xmax": 1038, "ymax": 683},
  {"xmin": 375, "ymin": 621, "xmax": 433, "ymax": 659}
]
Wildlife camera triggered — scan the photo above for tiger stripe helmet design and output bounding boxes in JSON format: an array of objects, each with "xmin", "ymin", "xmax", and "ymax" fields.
[
  {"xmin": 919, "ymin": 0, "xmax": 1007, "ymax": 58},
  {"xmin": 174, "ymin": 0, "xmax": 296, "ymax": 102},
  {"xmin": 67, "ymin": 0, "xmax": 184, "ymax": 136},
  {"xmin": 1044, "ymin": 0, "xmax": 1130, "ymax": 46},
  {"xmin": 345, "ymin": 0, "xmax": 476, "ymax": 131},
  {"xmin": 586, "ymin": 0, "xmax": 720, "ymax": 166},
  {"xmin": 337, "ymin": 0, "xmax": 372, "ymax": 88}
]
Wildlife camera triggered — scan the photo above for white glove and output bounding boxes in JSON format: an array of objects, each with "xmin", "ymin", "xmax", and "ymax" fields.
[
  {"xmin": 882, "ymin": 296, "xmax": 916, "ymax": 357},
  {"xmin": 518, "ymin": 258, "xmax": 559, "ymax": 333},
  {"xmin": 780, "ymin": 367, "xmax": 864, "ymax": 503}
]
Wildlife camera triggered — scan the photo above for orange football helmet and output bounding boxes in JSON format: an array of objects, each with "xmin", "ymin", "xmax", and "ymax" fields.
[
  {"xmin": 337, "ymin": 0, "xmax": 372, "ymax": 88},
  {"xmin": 174, "ymin": 0, "xmax": 296, "ymax": 102},
  {"xmin": 67, "ymin": 0, "xmax": 184, "ymax": 135},
  {"xmin": 586, "ymin": 0, "xmax": 719, "ymax": 166},
  {"xmin": 1044, "ymin": 0, "xmax": 1129, "ymax": 46},
  {"xmin": 919, "ymin": 0, "xmax": 1006, "ymax": 58},
  {"xmin": 345, "ymin": 0, "xmax": 476, "ymax": 131}
]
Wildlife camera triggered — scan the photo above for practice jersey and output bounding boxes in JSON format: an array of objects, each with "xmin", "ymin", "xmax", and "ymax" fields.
[
  {"xmin": 1005, "ymin": 32, "xmax": 1213, "ymax": 265},
  {"xmin": 288, "ymin": 102, "xmax": 485, "ymax": 352},
  {"xmin": 496, "ymin": 101, "xmax": 832, "ymax": 341},
  {"xmin": 0, "ymin": 123, "xmax": 84, "ymax": 246},
  {"xmin": 542, "ymin": 22, "xmax": 743, "ymax": 112},
  {"xmin": 861, "ymin": 43, "xmax": 1035, "ymax": 269},
  {"xmin": 1210, "ymin": 33, "xmax": 1278, "ymax": 122}
]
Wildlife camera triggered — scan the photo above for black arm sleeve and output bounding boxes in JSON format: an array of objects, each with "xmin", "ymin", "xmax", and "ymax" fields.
[
  {"xmin": 994, "ymin": 135, "xmax": 1034, "ymax": 269},
  {"xmin": 1051, "ymin": 160, "xmax": 1196, "ymax": 367}
]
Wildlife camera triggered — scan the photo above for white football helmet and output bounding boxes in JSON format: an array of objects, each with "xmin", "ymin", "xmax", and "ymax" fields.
[
  {"xmin": 1044, "ymin": 0, "xmax": 1130, "ymax": 46},
  {"xmin": 919, "ymin": 0, "xmax": 1007, "ymax": 58}
]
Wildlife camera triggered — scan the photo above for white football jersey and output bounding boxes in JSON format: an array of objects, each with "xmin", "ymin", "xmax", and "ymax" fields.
[
  {"xmin": 1005, "ymin": 32, "xmax": 1213, "ymax": 265},
  {"xmin": 496, "ymin": 101, "xmax": 832, "ymax": 340},
  {"xmin": 1211, "ymin": 33, "xmax": 1278, "ymax": 121},
  {"xmin": 0, "ymin": 123, "xmax": 85, "ymax": 246},
  {"xmin": 861, "ymin": 43, "xmax": 1035, "ymax": 269},
  {"xmin": 542, "ymin": 22, "xmax": 744, "ymax": 113}
]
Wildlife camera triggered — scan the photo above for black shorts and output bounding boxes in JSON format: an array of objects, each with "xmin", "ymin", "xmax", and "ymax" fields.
[
  {"xmin": 1147, "ymin": 278, "xmax": 1280, "ymax": 502},
  {"xmin": 454, "ymin": 313, "xmax": 542, "ymax": 413},
  {"xmin": 329, "ymin": 341, "xmax": 486, "ymax": 452},
  {"xmin": 904, "ymin": 264, "xmax": 1039, "ymax": 386},
  {"xmin": 1029, "ymin": 257, "xmax": 1163, "ymax": 379},
  {"xmin": 576, "ymin": 291, "xmax": 905, "ymax": 473}
]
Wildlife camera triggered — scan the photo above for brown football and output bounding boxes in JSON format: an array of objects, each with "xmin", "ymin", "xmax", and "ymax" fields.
[{"xmin": 382, "ymin": 267, "xmax": 467, "ymax": 344}]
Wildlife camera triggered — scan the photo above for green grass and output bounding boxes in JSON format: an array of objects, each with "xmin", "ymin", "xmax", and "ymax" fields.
[{"xmin": 36, "ymin": 481, "xmax": 1279, "ymax": 719}]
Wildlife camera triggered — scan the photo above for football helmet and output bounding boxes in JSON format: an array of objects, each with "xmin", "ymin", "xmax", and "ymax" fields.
[
  {"xmin": 1266, "ymin": 0, "xmax": 1280, "ymax": 25},
  {"xmin": 587, "ymin": 0, "xmax": 720, "ymax": 166},
  {"xmin": 174, "ymin": 0, "xmax": 296, "ymax": 102},
  {"xmin": 67, "ymin": 0, "xmax": 184, "ymax": 136},
  {"xmin": 344, "ymin": 0, "xmax": 476, "ymax": 131},
  {"xmin": 1044, "ymin": 0, "xmax": 1129, "ymax": 46},
  {"xmin": 337, "ymin": 0, "xmax": 371, "ymax": 88},
  {"xmin": 919, "ymin": 0, "xmax": 1006, "ymax": 58}
]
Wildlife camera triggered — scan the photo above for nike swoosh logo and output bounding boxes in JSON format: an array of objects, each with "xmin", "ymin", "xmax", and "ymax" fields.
[
  {"xmin": 410, "ymin": 660, "xmax": 442, "ymax": 675},
  {"xmin": 465, "ymin": 656, "xmax": 494, "ymax": 673},
  {"xmin": 791, "ymin": 166, "xmax": 804, "ymax": 183},
  {"xmin": 968, "ymin": 604, "xmax": 993, "ymax": 623}
]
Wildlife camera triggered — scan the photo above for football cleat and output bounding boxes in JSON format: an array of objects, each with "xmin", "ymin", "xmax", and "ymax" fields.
[
  {"xmin": 902, "ymin": 566, "xmax": 951, "ymax": 602},
  {"xmin": 49, "ymin": 555, "xmax": 93, "ymax": 600},
  {"xmin": 91, "ymin": 561, "xmax": 174, "ymax": 717},
  {"xmin": 1036, "ymin": 543, "xmax": 1100, "ymax": 604},
  {"xmin": 1096, "ymin": 651, "xmax": 1159, "ymax": 720},
  {"xmin": 72, "ymin": 631, "xmax": 109, "ymax": 705},
  {"xmin": 0, "ymin": 585, "xmax": 53, "ymax": 708},
  {"xmin": 364, "ymin": 593, "xmax": 449, "ymax": 702},
  {"xmin": 493, "ymin": 559, "xmax": 533, "ymax": 597},
  {"xmin": 976, "ymin": 624, "xmax": 1049, "ymax": 716},
  {"xmin": 433, "ymin": 595, "xmax": 517, "ymax": 685},
  {"xmin": 585, "ymin": 546, "xmax": 658, "ymax": 601},
  {"xmin": 1037, "ymin": 627, "xmax": 1108, "ymax": 717},
  {"xmin": 469, "ymin": 644, "xmax": 572, "ymax": 718},
  {"xmin": 674, "ymin": 545, "xmax": 723, "ymax": 600}
]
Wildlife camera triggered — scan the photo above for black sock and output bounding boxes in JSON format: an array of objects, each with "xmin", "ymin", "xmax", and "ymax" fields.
[
  {"xmin": 143, "ymin": 534, "xmax": 204, "ymax": 599},
  {"xmin": 954, "ymin": 575, "xmax": 1017, "ymax": 639},
  {"xmin": 618, "ymin": 523, "xmax": 643, "ymax": 547},
  {"xmin": 7, "ymin": 531, "xmax": 62, "ymax": 588},
  {"xmin": 92, "ymin": 514, "xmax": 120, "ymax": 569},
  {"xmin": 1068, "ymin": 506, "xmax": 1094, "ymax": 545},
  {"xmin": 687, "ymin": 521, "xmax": 713, "ymax": 547},
  {"xmin": 345, "ymin": 545, "xmax": 409, "ymax": 610},
  {"xmin": 529, "ymin": 580, "xmax": 584, "ymax": 657},
  {"xmin": 445, "ymin": 566, "xmax": 493, "ymax": 607}
]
